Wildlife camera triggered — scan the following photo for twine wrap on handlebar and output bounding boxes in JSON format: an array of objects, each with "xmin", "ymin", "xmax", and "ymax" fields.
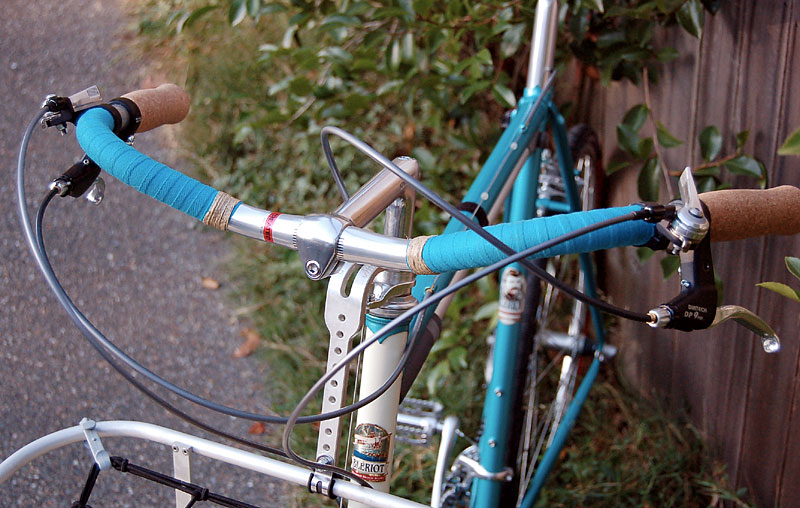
[
  {"xmin": 413, "ymin": 205, "xmax": 654, "ymax": 274},
  {"xmin": 76, "ymin": 108, "xmax": 238, "ymax": 226}
]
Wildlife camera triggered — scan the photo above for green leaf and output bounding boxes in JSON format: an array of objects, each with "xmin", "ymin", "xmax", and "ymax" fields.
[
  {"xmin": 693, "ymin": 166, "xmax": 720, "ymax": 177},
  {"xmin": 448, "ymin": 347, "xmax": 468, "ymax": 369},
  {"xmin": 375, "ymin": 79, "xmax": 403, "ymax": 95},
  {"xmin": 318, "ymin": 46, "xmax": 353, "ymax": 64},
  {"xmin": 411, "ymin": 146, "xmax": 436, "ymax": 170},
  {"xmin": 176, "ymin": 5, "xmax": 219, "ymax": 33},
  {"xmin": 786, "ymin": 257, "xmax": 800, "ymax": 281},
  {"xmin": 657, "ymin": 47, "xmax": 681, "ymax": 62},
  {"xmin": 260, "ymin": 3, "xmax": 287, "ymax": 15},
  {"xmin": 637, "ymin": 157, "xmax": 661, "ymax": 202},
  {"xmin": 389, "ymin": 39, "xmax": 401, "ymax": 71},
  {"xmin": 617, "ymin": 123, "xmax": 640, "ymax": 156},
  {"xmin": 475, "ymin": 48, "xmax": 493, "ymax": 66},
  {"xmin": 288, "ymin": 77, "xmax": 313, "ymax": 96},
  {"xmin": 501, "ymin": 23, "xmax": 526, "ymax": 58},
  {"xmin": 696, "ymin": 176, "xmax": 717, "ymax": 193},
  {"xmin": 676, "ymin": 0, "xmax": 704, "ymax": 38},
  {"xmin": 247, "ymin": 0, "xmax": 260, "ymax": 17},
  {"xmin": 492, "ymin": 83, "xmax": 517, "ymax": 108},
  {"xmin": 654, "ymin": 0, "xmax": 685, "ymax": 13},
  {"xmin": 736, "ymin": 130, "xmax": 750, "ymax": 150},
  {"xmin": 229, "ymin": 0, "xmax": 247, "ymax": 26},
  {"xmin": 778, "ymin": 127, "xmax": 800, "ymax": 155},
  {"xmin": 724, "ymin": 155, "xmax": 763, "ymax": 178},
  {"xmin": 637, "ymin": 136, "xmax": 655, "ymax": 160},
  {"xmin": 402, "ymin": 32, "xmax": 415, "ymax": 62},
  {"xmin": 596, "ymin": 31, "xmax": 626, "ymax": 48},
  {"xmin": 320, "ymin": 15, "xmax": 361, "ymax": 28},
  {"xmin": 622, "ymin": 104, "xmax": 649, "ymax": 132},
  {"xmin": 413, "ymin": 0, "xmax": 433, "ymax": 16},
  {"xmin": 582, "ymin": 0, "xmax": 604, "ymax": 12},
  {"xmin": 698, "ymin": 126, "xmax": 722, "ymax": 161},
  {"xmin": 606, "ymin": 159, "xmax": 631, "ymax": 175},
  {"xmin": 460, "ymin": 80, "xmax": 490, "ymax": 102},
  {"xmin": 660, "ymin": 254, "xmax": 681, "ymax": 279},
  {"xmin": 756, "ymin": 282, "xmax": 800, "ymax": 302},
  {"xmin": 473, "ymin": 301, "xmax": 499, "ymax": 321},
  {"xmin": 656, "ymin": 121, "xmax": 684, "ymax": 148},
  {"xmin": 636, "ymin": 246, "xmax": 656, "ymax": 262},
  {"xmin": 232, "ymin": 124, "xmax": 253, "ymax": 146},
  {"xmin": 426, "ymin": 359, "xmax": 450, "ymax": 395}
]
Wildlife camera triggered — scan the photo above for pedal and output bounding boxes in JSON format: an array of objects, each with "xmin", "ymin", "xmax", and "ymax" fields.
[{"xmin": 396, "ymin": 398, "xmax": 443, "ymax": 446}]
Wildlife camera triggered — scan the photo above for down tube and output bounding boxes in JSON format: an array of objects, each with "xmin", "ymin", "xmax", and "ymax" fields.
[
  {"xmin": 519, "ymin": 106, "xmax": 609, "ymax": 505},
  {"xmin": 469, "ymin": 150, "xmax": 541, "ymax": 508}
]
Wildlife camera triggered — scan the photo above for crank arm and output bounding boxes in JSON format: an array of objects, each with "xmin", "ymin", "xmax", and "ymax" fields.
[{"xmin": 710, "ymin": 305, "xmax": 781, "ymax": 353}]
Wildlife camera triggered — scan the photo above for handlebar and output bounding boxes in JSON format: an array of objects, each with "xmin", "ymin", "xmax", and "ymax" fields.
[
  {"xmin": 701, "ymin": 186, "xmax": 800, "ymax": 241},
  {"xmin": 120, "ymin": 83, "xmax": 190, "ymax": 133},
  {"xmin": 74, "ymin": 84, "xmax": 800, "ymax": 277}
]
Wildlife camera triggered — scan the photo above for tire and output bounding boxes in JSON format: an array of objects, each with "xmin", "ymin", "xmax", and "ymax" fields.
[{"xmin": 498, "ymin": 124, "xmax": 603, "ymax": 506}]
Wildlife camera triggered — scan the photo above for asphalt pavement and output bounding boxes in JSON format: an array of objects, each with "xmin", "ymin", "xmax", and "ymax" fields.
[{"xmin": 1, "ymin": 1, "xmax": 285, "ymax": 506}]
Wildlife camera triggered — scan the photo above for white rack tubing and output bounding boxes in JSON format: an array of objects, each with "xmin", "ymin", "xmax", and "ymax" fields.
[{"xmin": 0, "ymin": 420, "xmax": 426, "ymax": 508}]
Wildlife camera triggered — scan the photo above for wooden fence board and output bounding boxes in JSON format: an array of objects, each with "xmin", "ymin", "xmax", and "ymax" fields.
[{"xmin": 591, "ymin": 1, "xmax": 800, "ymax": 504}]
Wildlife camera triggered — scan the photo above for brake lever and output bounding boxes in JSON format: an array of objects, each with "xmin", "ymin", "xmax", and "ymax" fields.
[
  {"xmin": 710, "ymin": 305, "xmax": 781, "ymax": 353},
  {"xmin": 645, "ymin": 168, "xmax": 781, "ymax": 353}
]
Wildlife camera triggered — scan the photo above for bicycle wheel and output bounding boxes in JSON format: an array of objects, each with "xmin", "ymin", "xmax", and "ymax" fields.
[{"xmin": 499, "ymin": 124, "xmax": 604, "ymax": 506}]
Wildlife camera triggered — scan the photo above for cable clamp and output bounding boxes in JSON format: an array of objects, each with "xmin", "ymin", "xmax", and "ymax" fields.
[
  {"xmin": 79, "ymin": 418, "xmax": 111, "ymax": 471},
  {"xmin": 307, "ymin": 456, "xmax": 337, "ymax": 499}
]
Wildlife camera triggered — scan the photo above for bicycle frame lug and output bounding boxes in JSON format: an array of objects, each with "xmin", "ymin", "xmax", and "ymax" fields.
[
  {"xmin": 368, "ymin": 280, "xmax": 415, "ymax": 309},
  {"xmin": 79, "ymin": 417, "xmax": 111, "ymax": 471}
]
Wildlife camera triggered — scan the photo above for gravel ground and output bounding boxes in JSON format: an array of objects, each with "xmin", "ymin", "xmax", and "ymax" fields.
[{"xmin": 0, "ymin": 1, "xmax": 287, "ymax": 506}]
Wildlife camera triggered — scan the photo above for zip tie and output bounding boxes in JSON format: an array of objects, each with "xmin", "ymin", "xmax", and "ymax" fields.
[
  {"xmin": 407, "ymin": 235, "xmax": 435, "ymax": 275},
  {"xmin": 203, "ymin": 191, "xmax": 240, "ymax": 231}
]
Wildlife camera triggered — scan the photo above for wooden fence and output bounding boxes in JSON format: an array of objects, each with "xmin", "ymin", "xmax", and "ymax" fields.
[{"xmin": 583, "ymin": 1, "xmax": 800, "ymax": 505}]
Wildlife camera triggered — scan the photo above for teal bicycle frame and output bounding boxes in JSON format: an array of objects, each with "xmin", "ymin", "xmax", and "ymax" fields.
[{"xmin": 411, "ymin": 1, "xmax": 608, "ymax": 505}]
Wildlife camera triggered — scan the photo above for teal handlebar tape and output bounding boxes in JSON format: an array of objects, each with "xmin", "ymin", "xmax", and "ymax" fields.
[
  {"xmin": 421, "ymin": 206, "xmax": 654, "ymax": 273},
  {"xmin": 76, "ymin": 108, "xmax": 218, "ymax": 221}
]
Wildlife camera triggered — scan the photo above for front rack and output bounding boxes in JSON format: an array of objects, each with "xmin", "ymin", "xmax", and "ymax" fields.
[{"xmin": 0, "ymin": 420, "xmax": 426, "ymax": 508}]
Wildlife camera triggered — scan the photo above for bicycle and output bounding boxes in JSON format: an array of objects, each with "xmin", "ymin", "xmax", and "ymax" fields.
[{"xmin": 2, "ymin": 1, "xmax": 797, "ymax": 507}]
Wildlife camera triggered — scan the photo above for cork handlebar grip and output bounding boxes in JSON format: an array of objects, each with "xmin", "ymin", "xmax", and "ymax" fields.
[
  {"xmin": 121, "ymin": 84, "xmax": 190, "ymax": 133},
  {"xmin": 701, "ymin": 186, "xmax": 800, "ymax": 242}
]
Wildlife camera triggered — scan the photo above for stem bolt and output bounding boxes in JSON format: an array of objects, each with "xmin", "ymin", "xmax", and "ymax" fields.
[{"xmin": 305, "ymin": 260, "xmax": 321, "ymax": 277}]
